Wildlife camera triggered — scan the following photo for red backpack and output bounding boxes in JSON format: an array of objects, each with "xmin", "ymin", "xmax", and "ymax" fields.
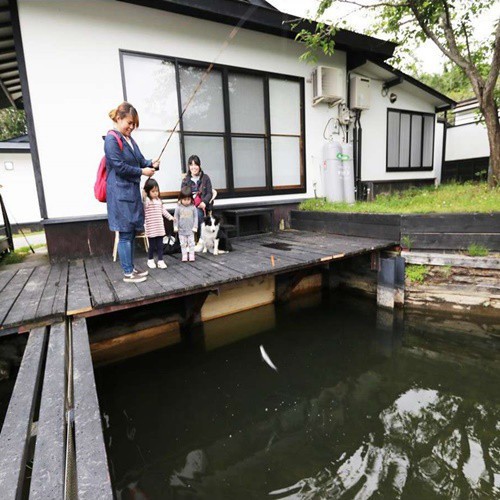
[{"xmin": 94, "ymin": 130, "xmax": 123, "ymax": 202}]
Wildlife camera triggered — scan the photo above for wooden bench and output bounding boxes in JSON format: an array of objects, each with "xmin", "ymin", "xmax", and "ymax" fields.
[
  {"xmin": 0, "ymin": 320, "xmax": 113, "ymax": 499},
  {"xmin": 222, "ymin": 208, "xmax": 274, "ymax": 237}
]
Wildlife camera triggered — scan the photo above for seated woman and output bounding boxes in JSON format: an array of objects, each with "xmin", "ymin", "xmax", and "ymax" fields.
[{"xmin": 180, "ymin": 155, "xmax": 213, "ymax": 233}]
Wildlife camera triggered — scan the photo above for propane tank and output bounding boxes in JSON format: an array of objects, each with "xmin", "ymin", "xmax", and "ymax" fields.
[
  {"xmin": 322, "ymin": 140, "xmax": 344, "ymax": 202},
  {"xmin": 341, "ymin": 142, "xmax": 355, "ymax": 204}
]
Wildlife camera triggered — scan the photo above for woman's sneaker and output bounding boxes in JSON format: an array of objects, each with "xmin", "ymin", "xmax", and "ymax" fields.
[
  {"xmin": 123, "ymin": 273, "xmax": 147, "ymax": 283},
  {"xmin": 157, "ymin": 260, "xmax": 167, "ymax": 269},
  {"xmin": 146, "ymin": 260, "xmax": 156, "ymax": 269}
]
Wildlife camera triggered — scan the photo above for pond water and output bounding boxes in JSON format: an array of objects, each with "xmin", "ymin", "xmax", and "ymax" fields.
[{"xmin": 95, "ymin": 292, "xmax": 500, "ymax": 499}]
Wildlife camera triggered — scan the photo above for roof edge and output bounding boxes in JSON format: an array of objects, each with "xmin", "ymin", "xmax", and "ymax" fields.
[
  {"xmin": 118, "ymin": 0, "xmax": 397, "ymax": 60},
  {"xmin": 373, "ymin": 60, "xmax": 456, "ymax": 109}
]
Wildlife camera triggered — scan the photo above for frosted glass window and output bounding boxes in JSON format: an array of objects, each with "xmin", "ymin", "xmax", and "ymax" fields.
[
  {"xmin": 122, "ymin": 55, "xmax": 179, "ymax": 131},
  {"xmin": 399, "ymin": 114, "xmax": 410, "ymax": 168},
  {"xmin": 410, "ymin": 115, "xmax": 422, "ymax": 167},
  {"xmin": 269, "ymin": 79, "xmax": 301, "ymax": 135},
  {"xmin": 184, "ymin": 136, "xmax": 226, "ymax": 189},
  {"xmin": 232, "ymin": 138, "xmax": 266, "ymax": 188},
  {"xmin": 271, "ymin": 137, "xmax": 301, "ymax": 186},
  {"xmin": 228, "ymin": 74, "xmax": 265, "ymax": 134},
  {"xmin": 422, "ymin": 116, "xmax": 434, "ymax": 167},
  {"xmin": 387, "ymin": 111, "xmax": 400, "ymax": 168},
  {"xmin": 179, "ymin": 65, "xmax": 224, "ymax": 133},
  {"xmin": 133, "ymin": 130, "xmax": 183, "ymax": 193}
]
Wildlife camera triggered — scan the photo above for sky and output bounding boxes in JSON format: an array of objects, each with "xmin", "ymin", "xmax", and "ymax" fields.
[{"xmin": 266, "ymin": 0, "xmax": 498, "ymax": 74}]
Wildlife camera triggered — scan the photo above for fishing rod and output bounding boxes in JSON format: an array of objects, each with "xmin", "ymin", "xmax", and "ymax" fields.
[{"xmin": 157, "ymin": 4, "xmax": 258, "ymax": 161}]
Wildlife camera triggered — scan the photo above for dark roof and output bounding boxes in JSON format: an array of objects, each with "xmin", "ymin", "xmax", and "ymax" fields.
[
  {"xmin": 375, "ymin": 60, "xmax": 456, "ymax": 110},
  {"xmin": 0, "ymin": 0, "xmax": 22, "ymax": 110},
  {"xmin": 119, "ymin": 0, "xmax": 397, "ymax": 61}
]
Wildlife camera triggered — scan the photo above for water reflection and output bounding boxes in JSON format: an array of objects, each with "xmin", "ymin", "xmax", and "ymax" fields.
[
  {"xmin": 274, "ymin": 388, "xmax": 499, "ymax": 499},
  {"xmin": 95, "ymin": 293, "xmax": 500, "ymax": 499}
]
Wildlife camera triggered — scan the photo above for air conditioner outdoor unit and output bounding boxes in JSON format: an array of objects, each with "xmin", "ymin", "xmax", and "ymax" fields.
[{"xmin": 312, "ymin": 66, "xmax": 344, "ymax": 106}]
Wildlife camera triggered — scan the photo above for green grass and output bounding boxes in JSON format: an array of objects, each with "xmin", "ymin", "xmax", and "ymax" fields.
[
  {"xmin": 406, "ymin": 264, "xmax": 429, "ymax": 284},
  {"xmin": 0, "ymin": 251, "xmax": 26, "ymax": 266},
  {"xmin": 300, "ymin": 182, "xmax": 500, "ymax": 214},
  {"xmin": 467, "ymin": 243, "xmax": 489, "ymax": 257},
  {"xmin": 0, "ymin": 243, "xmax": 46, "ymax": 267}
]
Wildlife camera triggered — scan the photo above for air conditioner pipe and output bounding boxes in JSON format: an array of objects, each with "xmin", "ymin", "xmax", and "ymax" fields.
[{"xmin": 353, "ymin": 110, "xmax": 363, "ymax": 200}]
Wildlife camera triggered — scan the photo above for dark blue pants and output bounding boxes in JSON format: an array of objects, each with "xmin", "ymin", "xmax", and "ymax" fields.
[{"xmin": 148, "ymin": 236, "xmax": 164, "ymax": 261}]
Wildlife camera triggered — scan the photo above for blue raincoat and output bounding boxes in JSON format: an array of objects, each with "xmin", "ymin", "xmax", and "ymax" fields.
[{"xmin": 104, "ymin": 131, "xmax": 152, "ymax": 232}]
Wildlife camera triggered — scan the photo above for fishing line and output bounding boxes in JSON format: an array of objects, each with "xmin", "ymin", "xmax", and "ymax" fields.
[{"xmin": 157, "ymin": 4, "xmax": 258, "ymax": 161}]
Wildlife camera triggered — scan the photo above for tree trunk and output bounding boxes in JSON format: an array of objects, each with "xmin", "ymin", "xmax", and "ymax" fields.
[{"xmin": 480, "ymin": 99, "xmax": 500, "ymax": 188}]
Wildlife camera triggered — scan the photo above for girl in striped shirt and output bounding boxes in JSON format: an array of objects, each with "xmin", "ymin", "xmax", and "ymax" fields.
[{"xmin": 143, "ymin": 178, "xmax": 174, "ymax": 269}]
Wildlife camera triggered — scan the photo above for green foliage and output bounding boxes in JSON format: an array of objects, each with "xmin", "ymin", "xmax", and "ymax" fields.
[
  {"xmin": 0, "ymin": 251, "xmax": 26, "ymax": 266},
  {"xmin": 467, "ymin": 243, "xmax": 489, "ymax": 256},
  {"xmin": 0, "ymin": 107, "xmax": 27, "ymax": 141},
  {"xmin": 299, "ymin": 182, "xmax": 500, "ymax": 214},
  {"xmin": 401, "ymin": 235, "xmax": 412, "ymax": 250},
  {"xmin": 416, "ymin": 62, "xmax": 475, "ymax": 101},
  {"xmin": 440, "ymin": 265, "xmax": 452, "ymax": 277},
  {"xmin": 406, "ymin": 264, "xmax": 429, "ymax": 284}
]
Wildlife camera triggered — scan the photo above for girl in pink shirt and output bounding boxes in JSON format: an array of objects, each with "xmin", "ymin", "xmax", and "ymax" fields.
[{"xmin": 143, "ymin": 178, "xmax": 174, "ymax": 269}]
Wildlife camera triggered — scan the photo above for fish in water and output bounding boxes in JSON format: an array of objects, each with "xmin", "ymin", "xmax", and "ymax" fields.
[{"xmin": 260, "ymin": 345, "xmax": 278, "ymax": 372}]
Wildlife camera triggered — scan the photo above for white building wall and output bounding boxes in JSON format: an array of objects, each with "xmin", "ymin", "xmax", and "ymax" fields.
[
  {"xmin": 0, "ymin": 152, "xmax": 41, "ymax": 224},
  {"xmin": 445, "ymin": 122, "xmax": 490, "ymax": 161},
  {"xmin": 18, "ymin": 0, "xmax": 347, "ymax": 218},
  {"xmin": 349, "ymin": 74, "xmax": 439, "ymax": 182}
]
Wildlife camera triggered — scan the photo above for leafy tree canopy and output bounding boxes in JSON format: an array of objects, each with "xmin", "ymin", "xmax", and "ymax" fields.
[{"xmin": 0, "ymin": 107, "xmax": 27, "ymax": 142}]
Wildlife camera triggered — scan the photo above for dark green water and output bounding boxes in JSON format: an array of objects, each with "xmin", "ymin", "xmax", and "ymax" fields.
[{"xmin": 95, "ymin": 293, "xmax": 500, "ymax": 499}]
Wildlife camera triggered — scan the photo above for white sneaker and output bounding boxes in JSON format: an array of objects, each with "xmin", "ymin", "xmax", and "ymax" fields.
[
  {"xmin": 147, "ymin": 259, "xmax": 156, "ymax": 269},
  {"xmin": 157, "ymin": 260, "xmax": 167, "ymax": 269},
  {"xmin": 123, "ymin": 273, "xmax": 147, "ymax": 283}
]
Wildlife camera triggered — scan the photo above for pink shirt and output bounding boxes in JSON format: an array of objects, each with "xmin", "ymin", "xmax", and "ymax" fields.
[{"xmin": 144, "ymin": 198, "xmax": 174, "ymax": 238}]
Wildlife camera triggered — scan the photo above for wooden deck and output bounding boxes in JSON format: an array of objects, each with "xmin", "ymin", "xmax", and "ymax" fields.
[
  {"xmin": 0, "ymin": 319, "xmax": 112, "ymax": 499},
  {"xmin": 0, "ymin": 230, "xmax": 396, "ymax": 334}
]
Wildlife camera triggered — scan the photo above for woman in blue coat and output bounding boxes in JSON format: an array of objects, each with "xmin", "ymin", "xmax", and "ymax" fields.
[{"xmin": 105, "ymin": 102, "xmax": 159, "ymax": 283}]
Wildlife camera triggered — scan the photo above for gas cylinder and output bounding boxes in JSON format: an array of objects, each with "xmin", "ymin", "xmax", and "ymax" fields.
[
  {"xmin": 341, "ymin": 142, "xmax": 355, "ymax": 204},
  {"xmin": 322, "ymin": 140, "xmax": 344, "ymax": 202}
]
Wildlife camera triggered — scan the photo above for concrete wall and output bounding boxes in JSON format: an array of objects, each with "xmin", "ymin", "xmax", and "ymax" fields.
[{"xmin": 0, "ymin": 152, "xmax": 41, "ymax": 224}]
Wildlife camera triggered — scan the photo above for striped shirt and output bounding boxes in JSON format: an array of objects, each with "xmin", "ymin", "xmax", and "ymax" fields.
[{"xmin": 144, "ymin": 198, "xmax": 174, "ymax": 238}]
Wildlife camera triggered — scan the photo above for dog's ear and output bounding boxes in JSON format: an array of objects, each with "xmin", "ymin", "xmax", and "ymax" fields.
[
  {"xmin": 213, "ymin": 215, "xmax": 220, "ymax": 225},
  {"xmin": 203, "ymin": 215, "xmax": 211, "ymax": 224}
]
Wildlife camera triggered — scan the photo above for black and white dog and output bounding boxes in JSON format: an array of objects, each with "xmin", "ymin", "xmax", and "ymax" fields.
[{"xmin": 198, "ymin": 215, "xmax": 232, "ymax": 255}]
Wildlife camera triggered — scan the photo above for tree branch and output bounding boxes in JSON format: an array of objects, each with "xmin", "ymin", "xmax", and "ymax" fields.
[{"xmin": 485, "ymin": 19, "xmax": 500, "ymax": 100}]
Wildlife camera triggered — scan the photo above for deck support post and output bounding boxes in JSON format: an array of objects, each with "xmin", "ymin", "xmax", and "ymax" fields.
[
  {"xmin": 275, "ymin": 270, "xmax": 313, "ymax": 303},
  {"xmin": 180, "ymin": 291, "xmax": 211, "ymax": 340},
  {"xmin": 377, "ymin": 256, "xmax": 405, "ymax": 309}
]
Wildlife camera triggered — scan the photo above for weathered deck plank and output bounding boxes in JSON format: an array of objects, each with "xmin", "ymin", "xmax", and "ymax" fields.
[
  {"xmin": 0, "ymin": 327, "xmax": 47, "ymax": 499},
  {"xmin": 0, "ymin": 268, "xmax": 35, "ymax": 327},
  {"xmin": 67, "ymin": 260, "xmax": 92, "ymax": 315},
  {"xmin": 85, "ymin": 257, "xmax": 116, "ymax": 307},
  {"xmin": 3, "ymin": 265, "xmax": 51, "ymax": 327},
  {"xmin": 35, "ymin": 262, "xmax": 69, "ymax": 321},
  {"xmin": 72, "ymin": 318, "xmax": 113, "ymax": 499},
  {"xmin": 29, "ymin": 322, "xmax": 67, "ymax": 499},
  {"xmin": 0, "ymin": 268, "xmax": 17, "ymax": 293}
]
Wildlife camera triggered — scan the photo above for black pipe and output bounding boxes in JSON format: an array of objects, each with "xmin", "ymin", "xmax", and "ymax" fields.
[{"xmin": 357, "ymin": 111, "xmax": 363, "ymax": 200}]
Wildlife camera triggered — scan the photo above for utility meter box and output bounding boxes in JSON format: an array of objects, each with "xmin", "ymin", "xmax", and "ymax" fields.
[
  {"xmin": 350, "ymin": 75, "xmax": 371, "ymax": 110},
  {"xmin": 312, "ymin": 66, "xmax": 345, "ymax": 106}
]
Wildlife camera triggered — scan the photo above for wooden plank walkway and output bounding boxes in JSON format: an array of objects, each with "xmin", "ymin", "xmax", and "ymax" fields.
[
  {"xmin": 0, "ymin": 231, "xmax": 396, "ymax": 332},
  {"xmin": 0, "ymin": 320, "xmax": 113, "ymax": 499}
]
